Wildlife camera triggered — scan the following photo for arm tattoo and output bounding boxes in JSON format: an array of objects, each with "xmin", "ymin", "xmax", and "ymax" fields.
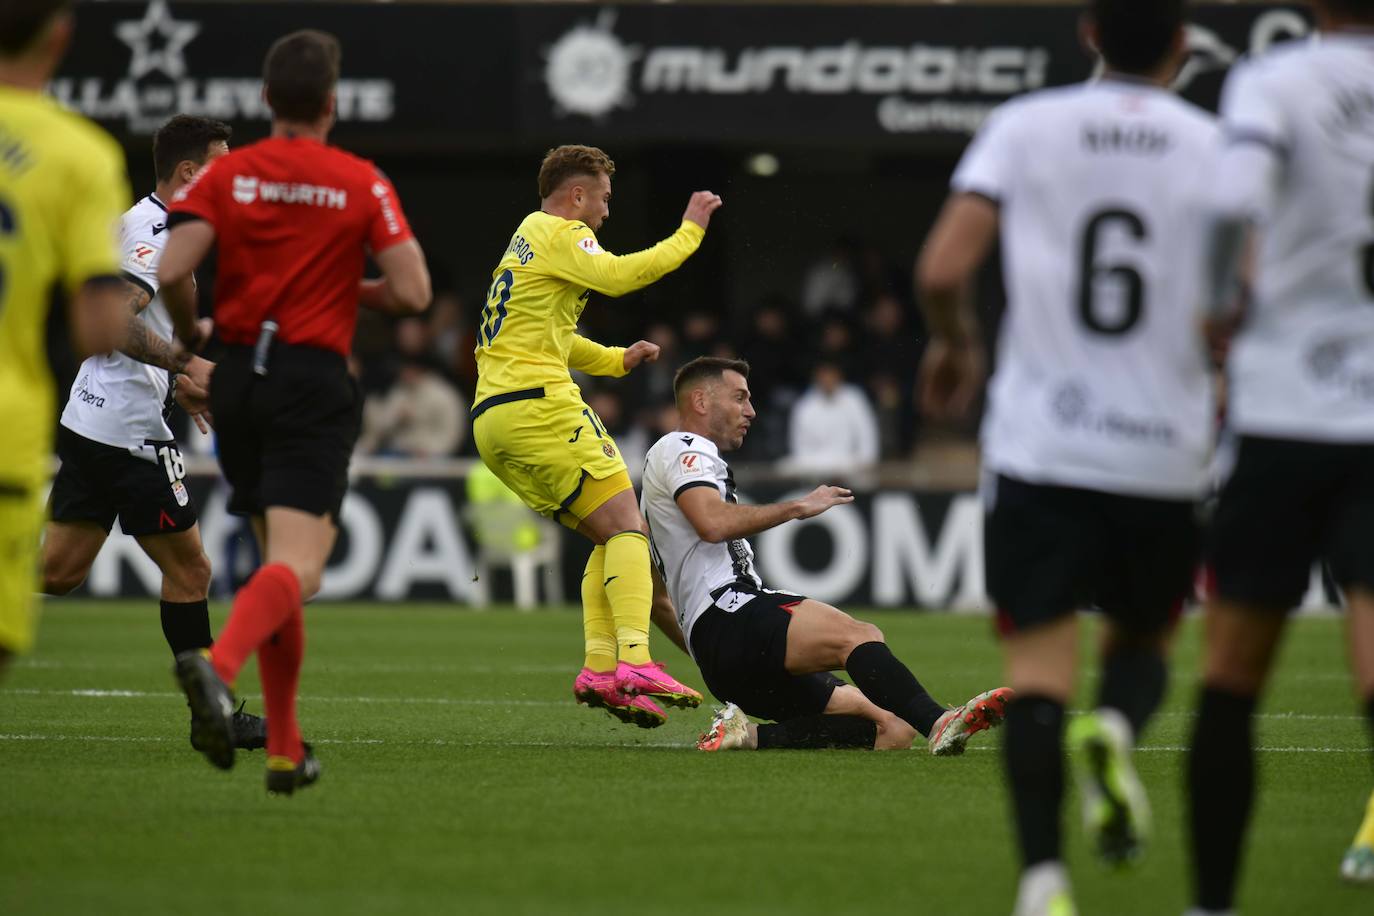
[{"xmin": 117, "ymin": 281, "xmax": 188, "ymax": 372}]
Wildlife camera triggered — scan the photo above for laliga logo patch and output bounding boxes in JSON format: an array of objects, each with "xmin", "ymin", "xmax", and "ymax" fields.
[
  {"xmin": 544, "ymin": 9, "xmax": 639, "ymax": 119},
  {"xmin": 171, "ymin": 480, "xmax": 190, "ymax": 508},
  {"xmin": 679, "ymin": 453, "xmax": 702, "ymax": 476},
  {"xmin": 577, "ymin": 236, "xmax": 605, "ymax": 255},
  {"xmin": 126, "ymin": 242, "xmax": 156, "ymax": 271},
  {"xmin": 232, "ymin": 175, "xmax": 258, "ymax": 204},
  {"xmin": 602, "ymin": 442, "xmax": 617, "ymax": 459}
]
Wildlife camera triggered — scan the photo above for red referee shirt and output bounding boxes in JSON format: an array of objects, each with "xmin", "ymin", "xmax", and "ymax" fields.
[{"xmin": 169, "ymin": 136, "xmax": 414, "ymax": 356}]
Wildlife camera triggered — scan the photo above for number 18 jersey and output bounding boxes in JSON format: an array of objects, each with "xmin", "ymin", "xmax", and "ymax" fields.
[{"xmin": 952, "ymin": 79, "xmax": 1221, "ymax": 499}]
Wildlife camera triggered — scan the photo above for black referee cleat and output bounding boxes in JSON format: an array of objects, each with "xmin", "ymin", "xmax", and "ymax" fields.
[
  {"xmin": 265, "ymin": 743, "xmax": 321, "ymax": 796},
  {"xmin": 173, "ymin": 650, "xmax": 236, "ymax": 771},
  {"xmin": 190, "ymin": 700, "xmax": 267, "ymax": 753}
]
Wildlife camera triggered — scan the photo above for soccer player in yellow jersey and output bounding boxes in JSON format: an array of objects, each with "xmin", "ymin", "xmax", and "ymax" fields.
[
  {"xmin": 0, "ymin": 1, "xmax": 130, "ymax": 680},
  {"xmin": 473, "ymin": 144, "xmax": 722, "ymax": 727}
]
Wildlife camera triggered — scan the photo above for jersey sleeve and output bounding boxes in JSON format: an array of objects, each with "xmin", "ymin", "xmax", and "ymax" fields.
[
  {"xmin": 57, "ymin": 136, "xmax": 129, "ymax": 294},
  {"xmin": 1212, "ymin": 61, "xmax": 1286, "ymax": 221},
  {"xmin": 540, "ymin": 220, "xmax": 705, "ymax": 297},
  {"xmin": 168, "ymin": 157, "xmax": 223, "ymax": 227},
  {"xmin": 950, "ymin": 102, "xmax": 1020, "ymax": 203},
  {"xmin": 118, "ymin": 211, "xmax": 166, "ymax": 299},
  {"xmin": 567, "ymin": 334, "xmax": 627, "ymax": 378},
  {"xmin": 365, "ymin": 170, "xmax": 415, "ymax": 254},
  {"xmin": 666, "ymin": 447, "xmax": 722, "ymax": 501}
]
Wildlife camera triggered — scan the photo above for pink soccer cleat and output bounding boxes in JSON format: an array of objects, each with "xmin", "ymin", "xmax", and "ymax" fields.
[
  {"xmin": 615, "ymin": 660, "xmax": 703, "ymax": 709},
  {"xmin": 928, "ymin": 686, "xmax": 1014, "ymax": 756},
  {"xmin": 573, "ymin": 667, "xmax": 667, "ymax": 729}
]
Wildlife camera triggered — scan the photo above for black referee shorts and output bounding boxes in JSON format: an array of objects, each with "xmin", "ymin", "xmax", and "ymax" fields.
[
  {"xmin": 689, "ymin": 583, "xmax": 845, "ymax": 723},
  {"xmin": 985, "ymin": 474, "xmax": 1200, "ymax": 636},
  {"xmin": 211, "ymin": 342, "xmax": 361, "ymax": 520},
  {"xmin": 1209, "ymin": 435, "xmax": 1374, "ymax": 611}
]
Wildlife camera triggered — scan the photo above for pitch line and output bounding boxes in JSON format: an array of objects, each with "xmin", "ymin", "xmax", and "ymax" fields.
[{"xmin": 5, "ymin": 692, "xmax": 1368, "ymax": 719}]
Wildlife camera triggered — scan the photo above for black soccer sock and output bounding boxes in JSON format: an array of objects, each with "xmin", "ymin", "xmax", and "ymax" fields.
[
  {"xmin": 1004, "ymin": 694, "xmax": 1066, "ymax": 868},
  {"xmin": 160, "ymin": 599, "xmax": 213, "ymax": 656},
  {"xmin": 844, "ymin": 641, "xmax": 947, "ymax": 736},
  {"xmin": 755, "ymin": 715, "xmax": 878, "ymax": 750},
  {"xmin": 1188, "ymin": 685, "xmax": 1258, "ymax": 913},
  {"xmin": 1097, "ymin": 644, "xmax": 1168, "ymax": 739}
]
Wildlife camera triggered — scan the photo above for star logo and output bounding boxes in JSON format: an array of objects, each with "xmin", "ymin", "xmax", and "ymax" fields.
[{"xmin": 116, "ymin": 0, "xmax": 200, "ymax": 81}]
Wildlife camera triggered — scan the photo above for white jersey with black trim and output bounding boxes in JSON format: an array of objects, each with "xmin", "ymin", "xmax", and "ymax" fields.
[
  {"xmin": 1213, "ymin": 34, "xmax": 1374, "ymax": 443},
  {"xmin": 952, "ymin": 78, "xmax": 1221, "ymax": 498},
  {"xmin": 640, "ymin": 431, "xmax": 762, "ymax": 654},
  {"xmin": 61, "ymin": 193, "xmax": 178, "ymax": 450}
]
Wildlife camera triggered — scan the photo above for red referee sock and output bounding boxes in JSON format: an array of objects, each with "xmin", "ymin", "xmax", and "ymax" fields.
[
  {"xmin": 258, "ymin": 601, "xmax": 305, "ymax": 764},
  {"xmin": 210, "ymin": 564, "xmax": 301, "ymax": 686}
]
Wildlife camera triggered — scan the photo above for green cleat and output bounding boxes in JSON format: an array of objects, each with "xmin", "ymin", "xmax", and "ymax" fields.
[
  {"xmin": 1341, "ymin": 788, "xmax": 1374, "ymax": 883},
  {"xmin": 1068, "ymin": 708, "xmax": 1149, "ymax": 867}
]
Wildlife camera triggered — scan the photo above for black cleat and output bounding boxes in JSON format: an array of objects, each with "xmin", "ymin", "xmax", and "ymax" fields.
[
  {"xmin": 173, "ymin": 651, "xmax": 236, "ymax": 770},
  {"xmin": 265, "ymin": 743, "xmax": 321, "ymax": 796},
  {"xmin": 191, "ymin": 701, "xmax": 267, "ymax": 753}
]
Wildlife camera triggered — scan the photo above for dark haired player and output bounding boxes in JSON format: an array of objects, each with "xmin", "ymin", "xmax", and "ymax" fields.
[
  {"xmin": 1188, "ymin": 0, "xmax": 1374, "ymax": 904},
  {"xmin": 42, "ymin": 114, "xmax": 265, "ymax": 750},
  {"xmin": 161, "ymin": 30, "xmax": 431, "ymax": 794},
  {"xmin": 643, "ymin": 357, "xmax": 1010, "ymax": 754},
  {"xmin": 0, "ymin": 0, "xmax": 129, "ymax": 680},
  {"xmin": 916, "ymin": 1, "xmax": 1217, "ymax": 912},
  {"xmin": 472, "ymin": 144, "xmax": 721, "ymax": 727}
]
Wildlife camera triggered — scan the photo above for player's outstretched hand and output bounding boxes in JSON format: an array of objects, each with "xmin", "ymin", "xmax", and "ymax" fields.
[
  {"xmin": 683, "ymin": 191, "xmax": 723, "ymax": 230},
  {"xmin": 919, "ymin": 337, "xmax": 986, "ymax": 421},
  {"xmin": 623, "ymin": 340, "xmax": 661, "ymax": 373},
  {"xmin": 796, "ymin": 485, "xmax": 854, "ymax": 520}
]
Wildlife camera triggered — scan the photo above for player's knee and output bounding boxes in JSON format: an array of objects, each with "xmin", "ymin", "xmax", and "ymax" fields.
[
  {"xmin": 41, "ymin": 561, "xmax": 85, "ymax": 596},
  {"xmin": 853, "ymin": 620, "xmax": 884, "ymax": 647},
  {"xmin": 874, "ymin": 715, "xmax": 917, "ymax": 750},
  {"xmin": 293, "ymin": 566, "xmax": 323, "ymax": 602},
  {"xmin": 181, "ymin": 550, "xmax": 213, "ymax": 597}
]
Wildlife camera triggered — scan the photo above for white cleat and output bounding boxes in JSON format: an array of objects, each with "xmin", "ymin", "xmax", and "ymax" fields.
[
  {"xmin": 697, "ymin": 703, "xmax": 751, "ymax": 752},
  {"xmin": 1012, "ymin": 861, "xmax": 1077, "ymax": 916},
  {"xmin": 928, "ymin": 686, "xmax": 1013, "ymax": 756}
]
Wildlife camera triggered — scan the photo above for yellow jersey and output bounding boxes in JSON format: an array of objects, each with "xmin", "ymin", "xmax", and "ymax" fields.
[
  {"xmin": 474, "ymin": 210, "xmax": 704, "ymax": 405},
  {"xmin": 0, "ymin": 86, "xmax": 128, "ymax": 493}
]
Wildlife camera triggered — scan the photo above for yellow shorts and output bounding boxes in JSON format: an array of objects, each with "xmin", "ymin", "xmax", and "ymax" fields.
[
  {"xmin": 472, "ymin": 385, "xmax": 631, "ymax": 527},
  {"xmin": 0, "ymin": 488, "xmax": 44, "ymax": 655}
]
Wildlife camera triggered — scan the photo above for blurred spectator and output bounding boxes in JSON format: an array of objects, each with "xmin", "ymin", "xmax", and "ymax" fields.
[
  {"xmin": 801, "ymin": 236, "xmax": 860, "ymax": 317},
  {"xmin": 585, "ymin": 389, "xmax": 649, "ymax": 482},
  {"xmin": 861, "ymin": 293, "xmax": 924, "ymax": 457},
  {"xmin": 631, "ymin": 321, "xmax": 680, "ymax": 409},
  {"xmin": 738, "ymin": 297, "xmax": 803, "ymax": 460},
  {"xmin": 813, "ymin": 309, "xmax": 861, "ymax": 379},
  {"xmin": 358, "ymin": 356, "xmax": 467, "ymax": 458},
  {"xmin": 681, "ymin": 310, "xmax": 722, "ymax": 361},
  {"xmin": 784, "ymin": 361, "xmax": 879, "ymax": 473},
  {"xmin": 428, "ymin": 290, "xmax": 476, "ymax": 391}
]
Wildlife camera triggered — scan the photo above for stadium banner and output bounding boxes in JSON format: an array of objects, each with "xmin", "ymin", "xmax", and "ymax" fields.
[
  {"xmin": 57, "ymin": 1, "xmax": 1312, "ymax": 148},
  {"xmin": 76, "ymin": 474, "xmax": 1335, "ymax": 612}
]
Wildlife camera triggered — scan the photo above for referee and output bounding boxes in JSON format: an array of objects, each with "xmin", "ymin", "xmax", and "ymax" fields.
[{"xmin": 158, "ymin": 30, "xmax": 430, "ymax": 794}]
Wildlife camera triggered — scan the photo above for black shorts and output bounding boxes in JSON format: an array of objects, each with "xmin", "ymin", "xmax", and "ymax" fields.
[
  {"xmin": 49, "ymin": 426, "xmax": 197, "ymax": 536},
  {"xmin": 688, "ymin": 583, "xmax": 845, "ymax": 723},
  {"xmin": 1209, "ymin": 435, "xmax": 1374, "ymax": 610},
  {"xmin": 211, "ymin": 342, "xmax": 361, "ymax": 519},
  {"xmin": 986, "ymin": 474, "xmax": 1200, "ymax": 635}
]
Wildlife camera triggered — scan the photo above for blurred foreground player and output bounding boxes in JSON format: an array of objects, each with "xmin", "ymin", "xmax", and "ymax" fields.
[
  {"xmin": 0, "ymin": 0, "xmax": 129, "ymax": 680},
  {"xmin": 161, "ymin": 30, "xmax": 430, "ymax": 793},
  {"xmin": 472, "ymin": 144, "xmax": 720, "ymax": 727},
  {"xmin": 41, "ymin": 114, "xmax": 265, "ymax": 751},
  {"xmin": 643, "ymin": 358, "xmax": 1011, "ymax": 754},
  {"xmin": 1187, "ymin": 0, "xmax": 1374, "ymax": 906},
  {"xmin": 917, "ymin": 1, "xmax": 1218, "ymax": 912}
]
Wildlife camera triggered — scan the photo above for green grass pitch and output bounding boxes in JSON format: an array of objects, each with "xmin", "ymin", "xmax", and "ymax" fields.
[{"xmin": 1, "ymin": 602, "xmax": 1370, "ymax": 915}]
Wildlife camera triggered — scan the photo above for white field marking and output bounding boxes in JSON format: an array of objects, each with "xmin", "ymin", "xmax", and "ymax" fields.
[
  {"xmin": 0, "ymin": 687, "xmax": 564, "ymax": 707},
  {"xmin": 2, "ymin": 689, "xmax": 1365, "ymax": 722},
  {"xmin": 13, "ymin": 659, "xmax": 571, "ymax": 674},
  {"xmin": 0, "ymin": 734, "xmax": 694, "ymax": 750}
]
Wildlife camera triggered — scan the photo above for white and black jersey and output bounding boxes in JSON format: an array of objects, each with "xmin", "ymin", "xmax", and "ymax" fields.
[
  {"xmin": 954, "ymin": 78, "xmax": 1221, "ymax": 499},
  {"xmin": 640, "ymin": 432, "xmax": 762, "ymax": 654},
  {"xmin": 1213, "ymin": 34, "xmax": 1374, "ymax": 443},
  {"xmin": 60, "ymin": 193, "xmax": 179, "ymax": 452}
]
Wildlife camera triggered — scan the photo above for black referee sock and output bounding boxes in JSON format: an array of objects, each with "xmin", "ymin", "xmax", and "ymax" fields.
[
  {"xmin": 1004, "ymin": 694, "xmax": 1066, "ymax": 868},
  {"xmin": 844, "ymin": 641, "xmax": 947, "ymax": 736},
  {"xmin": 756, "ymin": 715, "xmax": 877, "ymax": 750},
  {"xmin": 1188, "ymin": 685, "xmax": 1258, "ymax": 913},
  {"xmin": 160, "ymin": 599, "xmax": 213, "ymax": 656},
  {"xmin": 1098, "ymin": 645, "xmax": 1167, "ymax": 738}
]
